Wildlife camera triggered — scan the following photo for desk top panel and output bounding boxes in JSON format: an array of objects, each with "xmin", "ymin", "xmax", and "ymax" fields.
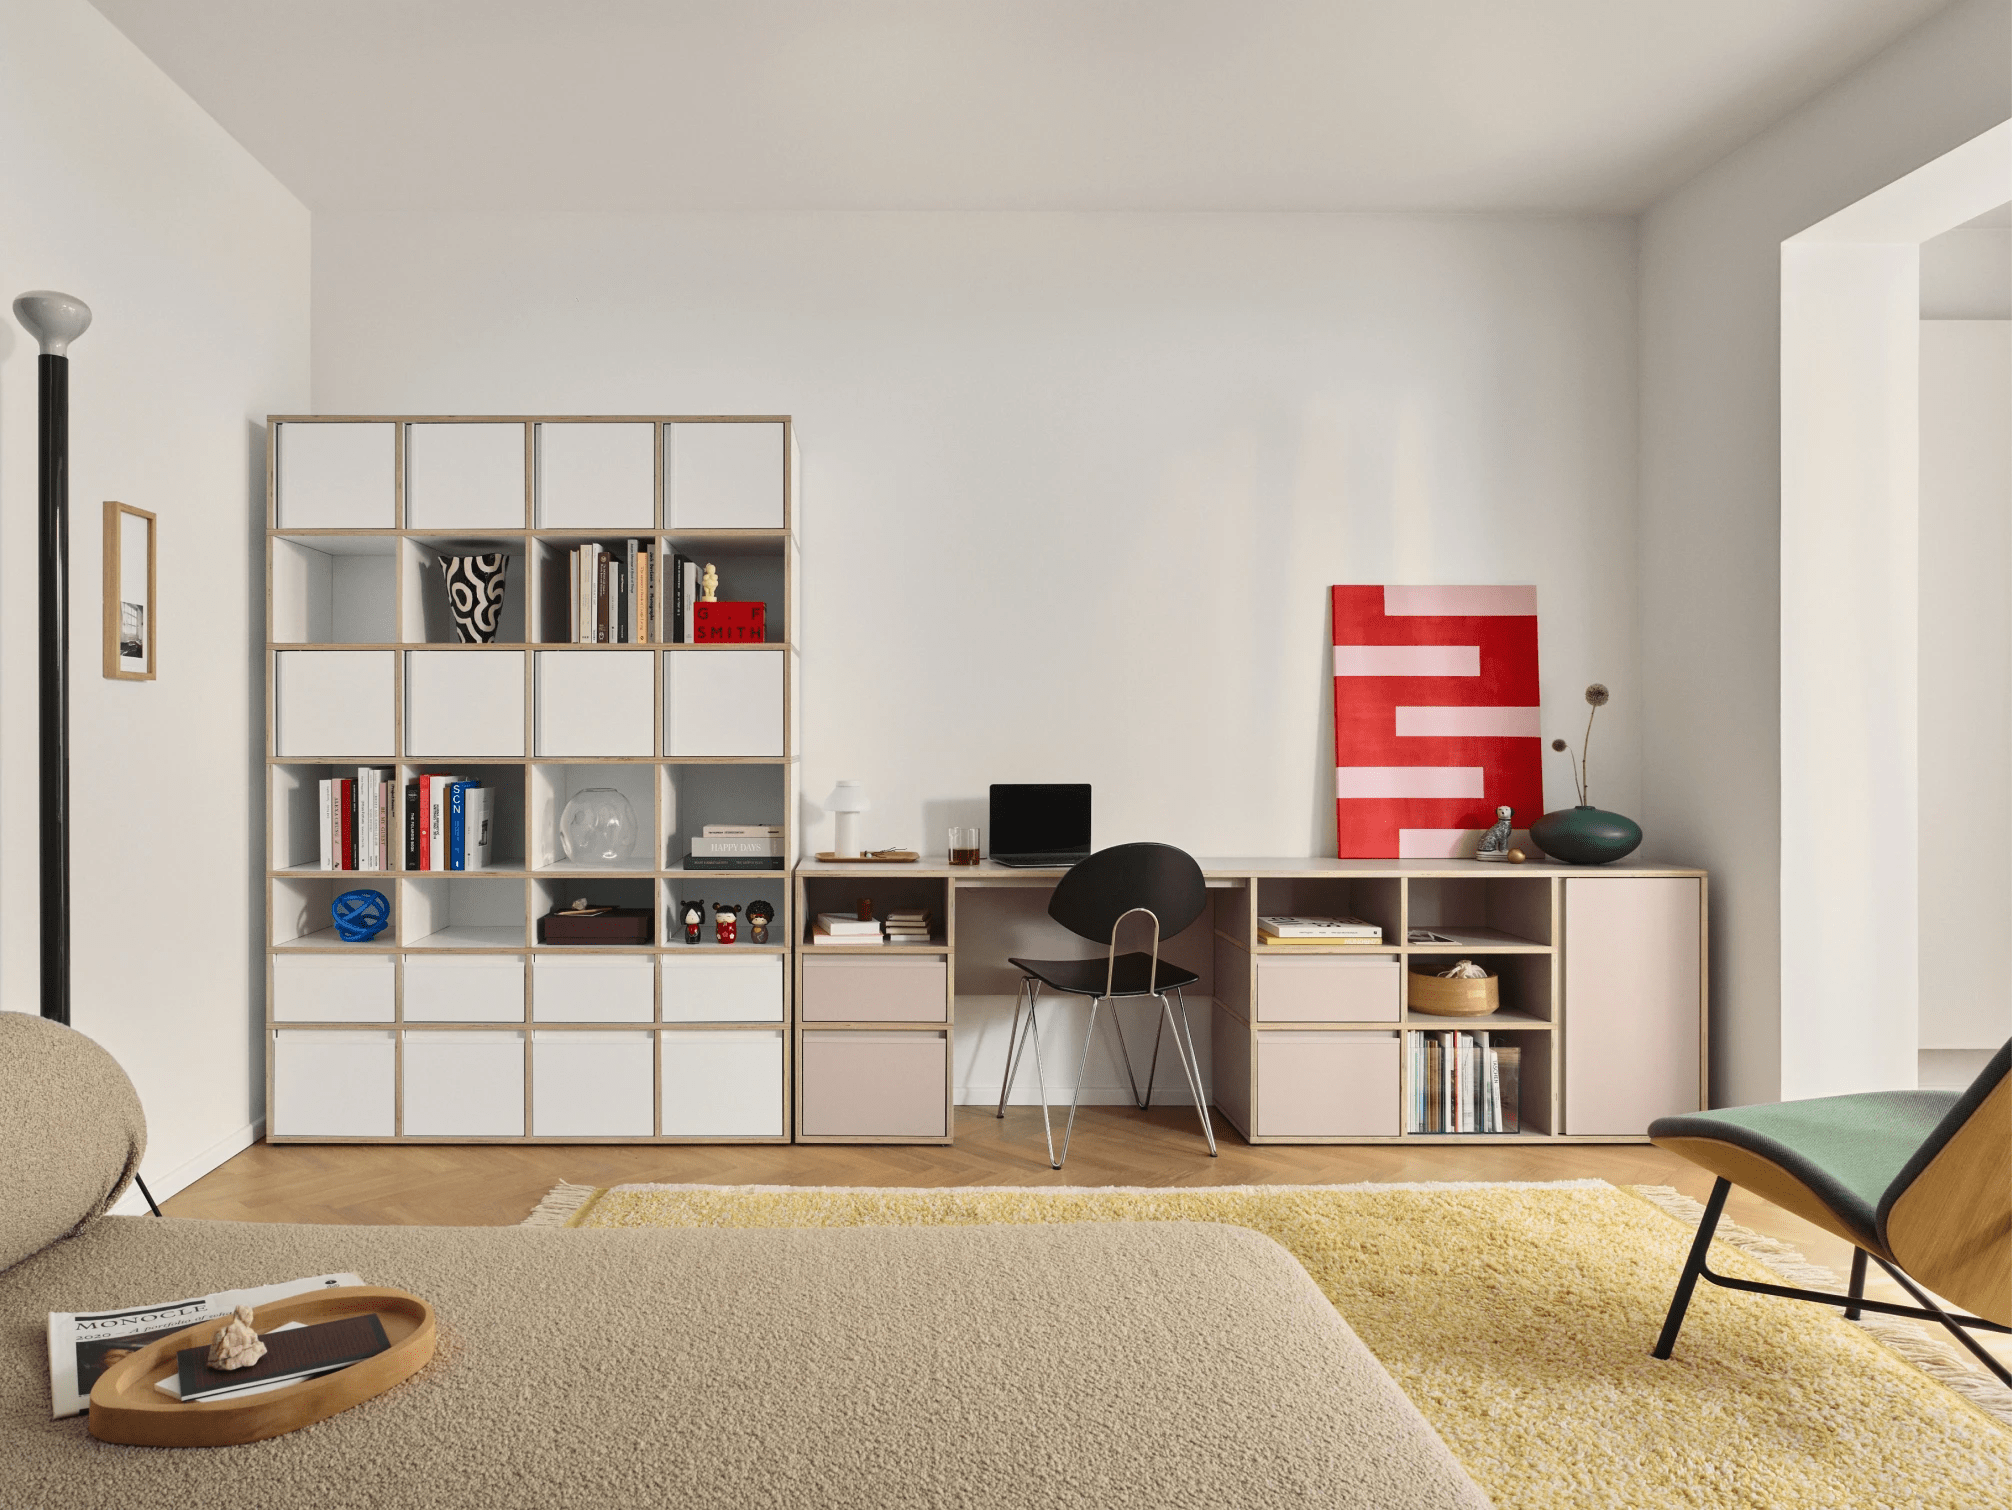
[{"xmin": 794, "ymin": 856, "xmax": 1706, "ymax": 880}]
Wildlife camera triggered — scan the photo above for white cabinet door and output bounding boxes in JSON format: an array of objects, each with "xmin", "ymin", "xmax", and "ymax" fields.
[
  {"xmin": 665, "ymin": 650, "xmax": 783, "ymax": 756},
  {"xmin": 403, "ymin": 1031, "xmax": 525, "ymax": 1136},
  {"xmin": 406, "ymin": 650, "xmax": 526, "ymax": 757},
  {"xmin": 272, "ymin": 1031, "xmax": 396, "ymax": 1137},
  {"xmin": 535, "ymin": 422, "xmax": 656, "ymax": 529},
  {"xmin": 1564, "ymin": 877, "xmax": 1702, "ymax": 1134},
  {"xmin": 535, "ymin": 651, "xmax": 654, "ymax": 757},
  {"xmin": 405, "ymin": 422, "xmax": 527, "ymax": 530},
  {"xmin": 660, "ymin": 954, "xmax": 783, "ymax": 1022},
  {"xmin": 273, "ymin": 955, "xmax": 395, "ymax": 1022},
  {"xmin": 403, "ymin": 955, "xmax": 525, "ymax": 1022},
  {"xmin": 276, "ymin": 422, "xmax": 395, "ymax": 529},
  {"xmin": 535, "ymin": 956, "xmax": 655, "ymax": 1022},
  {"xmin": 275, "ymin": 651, "xmax": 395, "ymax": 757},
  {"xmin": 667, "ymin": 422, "xmax": 784, "ymax": 529},
  {"xmin": 660, "ymin": 1030, "xmax": 783, "ymax": 1137},
  {"xmin": 533, "ymin": 1032, "xmax": 654, "ymax": 1136}
]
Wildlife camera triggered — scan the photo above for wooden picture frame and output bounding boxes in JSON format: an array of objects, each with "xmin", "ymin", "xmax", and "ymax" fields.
[{"xmin": 103, "ymin": 501, "xmax": 156, "ymax": 681}]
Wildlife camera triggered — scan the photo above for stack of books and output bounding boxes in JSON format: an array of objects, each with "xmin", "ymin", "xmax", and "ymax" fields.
[
  {"xmin": 567, "ymin": 541, "xmax": 658, "ymax": 643},
  {"xmin": 1256, "ymin": 916, "xmax": 1385, "ymax": 948},
  {"xmin": 401, "ymin": 773, "xmax": 494, "ymax": 872},
  {"xmin": 318, "ymin": 768, "xmax": 393, "ymax": 870},
  {"xmin": 1408, "ymin": 1031, "xmax": 1520, "ymax": 1134},
  {"xmin": 882, "ymin": 909, "xmax": 932, "ymax": 944},
  {"xmin": 812, "ymin": 913, "xmax": 883, "ymax": 946},
  {"xmin": 684, "ymin": 824, "xmax": 784, "ymax": 872}
]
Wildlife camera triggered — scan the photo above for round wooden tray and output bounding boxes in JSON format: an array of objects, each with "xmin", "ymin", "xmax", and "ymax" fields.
[
  {"xmin": 88, "ymin": 1285, "xmax": 435, "ymax": 1447},
  {"xmin": 1406, "ymin": 969, "xmax": 1500, "ymax": 1017}
]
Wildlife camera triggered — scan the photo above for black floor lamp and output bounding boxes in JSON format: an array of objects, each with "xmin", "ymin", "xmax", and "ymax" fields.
[{"xmin": 12, "ymin": 292, "xmax": 156, "ymax": 1217}]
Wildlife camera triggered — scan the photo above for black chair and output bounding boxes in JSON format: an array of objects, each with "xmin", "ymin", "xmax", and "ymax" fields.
[{"xmin": 995, "ymin": 842, "xmax": 1217, "ymax": 1169}]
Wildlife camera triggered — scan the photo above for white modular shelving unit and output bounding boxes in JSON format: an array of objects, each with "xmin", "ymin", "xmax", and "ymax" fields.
[{"xmin": 265, "ymin": 416, "xmax": 800, "ymax": 1142}]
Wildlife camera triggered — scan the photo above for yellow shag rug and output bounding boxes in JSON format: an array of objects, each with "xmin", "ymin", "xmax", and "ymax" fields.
[{"xmin": 528, "ymin": 1178, "xmax": 2012, "ymax": 1510}]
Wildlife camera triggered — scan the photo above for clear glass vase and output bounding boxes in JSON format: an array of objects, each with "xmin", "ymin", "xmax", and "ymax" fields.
[{"xmin": 559, "ymin": 787, "xmax": 638, "ymax": 863}]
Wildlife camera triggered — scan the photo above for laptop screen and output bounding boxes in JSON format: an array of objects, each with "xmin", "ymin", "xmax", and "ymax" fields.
[{"xmin": 989, "ymin": 784, "xmax": 1091, "ymax": 856}]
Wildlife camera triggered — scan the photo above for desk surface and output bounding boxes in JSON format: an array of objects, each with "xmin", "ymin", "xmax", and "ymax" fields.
[{"xmin": 795, "ymin": 855, "xmax": 1706, "ymax": 879}]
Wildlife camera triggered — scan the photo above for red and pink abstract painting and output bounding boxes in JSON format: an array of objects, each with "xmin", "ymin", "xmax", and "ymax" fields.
[{"xmin": 1330, "ymin": 585, "xmax": 1543, "ymax": 859}]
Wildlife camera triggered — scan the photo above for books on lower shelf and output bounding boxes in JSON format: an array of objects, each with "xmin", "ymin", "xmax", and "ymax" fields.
[
  {"xmin": 399, "ymin": 775, "xmax": 493, "ymax": 872},
  {"xmin": 568, "ymin": 541, "xmax": 659, "ymax": 644},
  {"xmin": 1259, "ymin": 915, "xmax": 1382, "ymax": 942},
  {"xmin": 881, "ymin": 908, "xmax": 933, "ymax": 944},
  {"xmin": 1408, "ymin": 1031, "xmax": 1520, "ymax": 1134},
  {"xmin": 319, "ymin": 769, "xmax": 393, "ymax": 871}
]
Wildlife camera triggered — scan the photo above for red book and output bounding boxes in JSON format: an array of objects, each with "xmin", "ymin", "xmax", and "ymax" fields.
[
  {"xmin": 694, "ymin": 601, "xmax": 766, "ymax": 643},
  {"xmin": 417, "ymin": 774, "xmax": 433, "ymax": 871},
  {"xmin": 338, "ymin": 779, "xmax": 355, "ymax": 871}
]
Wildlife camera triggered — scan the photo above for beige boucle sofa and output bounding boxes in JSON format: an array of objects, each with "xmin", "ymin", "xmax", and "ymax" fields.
[{"xmin": 0, "ymin": 1013, "xmax": 1489, "ymax": 1509}]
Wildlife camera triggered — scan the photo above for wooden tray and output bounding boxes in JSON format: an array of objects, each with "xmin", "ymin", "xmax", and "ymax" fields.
[
  {"xmin": 813, "ymin": 851, "xmax": 919, "ymax": 863},
  {"xmin": 89, "ymin": 1286, "xmax": 434, "ymax": 1447}
]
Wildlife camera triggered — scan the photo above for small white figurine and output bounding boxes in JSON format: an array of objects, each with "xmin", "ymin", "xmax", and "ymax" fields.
[
  {"xmin": 1476, "ymin": 805, "xmax": 1513, "ymax": 862},
  {"xmin": 700, "ymin": 563, "xmax": 718, "ymax": 603},
  {"xmin": 207, "ymin": 1305, "xmax": 266, "ymax": 1371}
]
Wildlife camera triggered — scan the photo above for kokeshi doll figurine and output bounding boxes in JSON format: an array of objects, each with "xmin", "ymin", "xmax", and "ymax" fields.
[
  {"xmin": 713, "ymin": 901, "xmax": 741, "ymax": 945},
  {"xmin": 681, "ymin": 900, "xmax": 705, "ymax": 945},
  {"xmin": 746, "ymin": 899, "xmax": 774, "ymax": 945}
]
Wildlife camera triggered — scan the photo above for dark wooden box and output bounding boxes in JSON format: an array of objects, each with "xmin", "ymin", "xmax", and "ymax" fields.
[{"xmin": 537, "ymin": 906, "xmax": 654, "ymax": 945}]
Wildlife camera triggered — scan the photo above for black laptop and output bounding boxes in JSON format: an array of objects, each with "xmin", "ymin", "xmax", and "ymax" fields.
[{"xmin": 989, "ymin": 784, "xmax": 1092, "ymax": 868}]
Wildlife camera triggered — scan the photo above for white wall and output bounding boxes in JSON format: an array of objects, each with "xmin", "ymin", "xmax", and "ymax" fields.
[
  {"xmin": 1638, "ymin": 0, "xmax": 2011, "ymax": 1107},
  {"xmin": 1919, "ymin": 319, "xmax": 2012, "ymax": 1052},
  {"xmin": 1921, "ymin": 224, "xmax": 2012, "ymax": 318},
  {"xmin": 0, "ymin": 0, "xmax": 309, "ymax": 1197}
]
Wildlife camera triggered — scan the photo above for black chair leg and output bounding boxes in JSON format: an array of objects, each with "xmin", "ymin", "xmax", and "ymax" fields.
[
  {"xmin": 1653, "ymin": 1177, "xmax": 1731, "ymax": 1360},
  {"xmin": 1845, "ymin": 1248, "xmax": 1868, "ymax": 1321},
  {"xmin": 134, "ymin": 1173, "xmax": 163, "ymax": 1218},
  {"xmin": 1871, "ymin": 1253, "xmax": 2012, "ymax": 1388}
]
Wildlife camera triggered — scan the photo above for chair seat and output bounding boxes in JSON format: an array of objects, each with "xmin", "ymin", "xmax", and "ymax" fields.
[
  {"xmin": 1649, "ymin": 1088, "xmax": 1959, "ymax": 1253},
  {"xmin": 1008, "ymin": 951, "xmax": 1200, "ymax": 998}
]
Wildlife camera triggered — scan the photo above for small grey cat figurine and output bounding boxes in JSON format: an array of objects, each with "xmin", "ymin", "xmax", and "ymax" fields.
[{"xmin": 1477, "ymin": 805, "xmax": 1514, "ymax": 859}]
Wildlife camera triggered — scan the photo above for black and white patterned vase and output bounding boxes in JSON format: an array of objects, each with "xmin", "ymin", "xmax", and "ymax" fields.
[{"xmin": 442, "ymin": 554, "xmax": 509, "ymax": 643}]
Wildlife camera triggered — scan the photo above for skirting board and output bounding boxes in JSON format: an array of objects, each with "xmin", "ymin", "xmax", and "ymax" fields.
[{"xmin": 107, "ymin": 1118, "xmax": 264, "ymax": 1215}]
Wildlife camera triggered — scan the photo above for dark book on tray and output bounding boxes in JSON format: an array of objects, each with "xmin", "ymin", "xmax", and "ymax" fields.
[
  {"xmin": 682, "ymin": 854, "xmax": 785, "ymax": 871},
  {"xmin": 175, "ymin": 1314, "xmax": 389, "ymax": 1403}
]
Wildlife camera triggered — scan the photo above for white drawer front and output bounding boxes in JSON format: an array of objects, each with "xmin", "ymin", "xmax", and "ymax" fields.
[
  {"xmin": 273, "ymin": 954, "xmax": 395, "ymax": 1022},
  {"xmin": 535, "ymin": 955, "xmax": 655, "ymax": 1022},
  {"xmin": 532, "ymin": 1032, "xmax": 654, "ymax": 1136},
  {"xmin": 402, "ymin": 1030, "xmax": 524, "ymax": 1136},
  {"xmin": 661, "ymin": 954, "xmax": 784, "ymax": 1022},
  {"xmin": 272, "ymin": 1030, "xmax": 395, "ymax": 1137},
  {"xmin": 660, "ymin": 1030, "xmax": 783, "ymax": 1137},
  {"xmin": 403, "ymin": 954, "xmax": 525, "ymax": 1022}
]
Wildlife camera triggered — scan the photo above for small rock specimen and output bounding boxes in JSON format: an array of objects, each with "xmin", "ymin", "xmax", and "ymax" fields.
[{"xmin": 207, "ymin": 1305, "xmax": 266, "ymax": 1371}]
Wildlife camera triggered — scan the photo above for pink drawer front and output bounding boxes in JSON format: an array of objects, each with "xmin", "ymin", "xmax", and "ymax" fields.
[
  {"xmin": 1254, "ymin": 957, "xmax": 1400, "ymax": 1023},
  {"xmin": 1254, "ymin": 1031, "xmax": 1401, "ymax": 1138},
  {"xmin": 801, "ymin": 1031, "xmax": 947, "ymax": 1138},
  {"xmin": 801, "ymin": 957, "xmax": 948, "ymax": 1023}
]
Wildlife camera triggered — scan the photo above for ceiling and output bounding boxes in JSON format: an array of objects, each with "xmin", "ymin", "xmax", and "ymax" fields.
[{"xmin": 89, "ymin": 0, "xmax": 1956, "ymax": 214}]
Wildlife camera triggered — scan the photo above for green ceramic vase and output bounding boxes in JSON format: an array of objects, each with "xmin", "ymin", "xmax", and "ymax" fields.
[{"xmin": 1529, "ymin": 805, "xmax": 1642, "ymax": 865}]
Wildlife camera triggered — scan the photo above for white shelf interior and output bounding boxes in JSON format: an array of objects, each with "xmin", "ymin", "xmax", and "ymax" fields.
[
  {"xmin": 401, "ymin": 876, "xmax": 525, "ymax": 947},
  {"xmin": 405, "ymin": 649, "xmax": 526, "ymax": 757},
  {"xmin": 534, "ymin": 650, "xmax": 655, "ymax": 757},
  {"xmin": 535, "ymin": 421, "xmax": 656, "ymax": 530},
  {"xmin": 403, "ymin": 537, "xmax": 528, "ymax": 644},
  {"xmin": 532, "ymin": 876, "xmax": 655, "ymax": 938},
  {"xmin": 664, "ymin": 648, "xmax": 784, "ymax": 756},
  {"xmin": 275, "ymin": 650, "xmax": 396, "ymax": 757},
  {"xmin": 528, "ymin": 762, "xmax": 656, "ymax": 870},
  {"xmin": 662, "ymin": 761, "xmax": 785, "ymax": 868},
  {"xmin": 275, "ymin": 421, "xmax": 395, "ymax": 529},
  {"xmin": 661, "ymin": 878, "xmax": 789, "ymax": 942},
  {"xmin": 676, "ymin": 545, "xmax": 785, "ymax": 643},
  {"xmin": 274, "ymin": 875, "xmax": 394, "ymax": 947},
  {"xmin": 272, "ymin": 536, "xmax": 398, "ymax": 643},
  {"xmin": 404, "ymin": 421, "xmax": 526, "ymax": 530},
  {"xmin": 667, "ymin": 420, "xmax": 785, "ymax": 530},
  {"xmin": 403, "ymin": 1030, "xmax": 525, "ymax": 1136},
  {"xmin": 532, "ymin": 1031, "xmax": 655, "ymax": 1135}
]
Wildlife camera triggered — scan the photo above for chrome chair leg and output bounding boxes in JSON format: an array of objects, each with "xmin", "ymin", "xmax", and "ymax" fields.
[
  {"xmin": 1024, "ymin": 982, "xmax": 1058, "ymax": 1168},
  {"xmin": 1101, "ymin": 995, "xmax": 1148, "ymax": 1110},
  {"xmin": 1052, "ymin": 996, "xmax": 1104, "ymax": 1169},
  {"xmin": 1164, "ymin": 986, "xmax": 1217, "ymax": 1156},
  {"xmin": 998, "ymin": 976, "xmax": 1032, "ymax": 1118},
  {"xmin": 1142, "ymin": 994, "xmax": 1168, "ymax": 1111}
]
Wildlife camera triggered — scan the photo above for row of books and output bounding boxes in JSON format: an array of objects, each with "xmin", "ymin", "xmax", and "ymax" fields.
[
  {"xmin": 810, "ymin": 909, "xmax": 933, "ymax": 945},
  {"xmin": 318, "ymin": 770, "xmax": 395, "ymax": 871},
  {"xmin": 684, "ymin": 823, "xmax": 786, "ymax": 872},
  {"xmin": 1257, "ymin": 915, "xmax": 1386, "ymax": 948},
  {"xmin": 566, "ymin": 544, "xmax": 738, "ymax": 644},
  {"xmin": 318, "ymin": 773, "xmax": 494, "ymax": 872},
  {"xmin": 1408, "ymin": 1030, "xmax": 1521, "ymax": 1134}
]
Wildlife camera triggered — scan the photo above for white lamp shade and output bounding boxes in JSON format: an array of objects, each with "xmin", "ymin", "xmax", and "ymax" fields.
[{"xmin": 823, "ymin": 780, "xmax": 869, "ymax": 814}]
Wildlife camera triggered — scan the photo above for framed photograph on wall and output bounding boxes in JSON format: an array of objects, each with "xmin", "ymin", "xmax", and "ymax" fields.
[{"xmin": 103, "ymin": 501, "xmax": 156, "ymax": 681}]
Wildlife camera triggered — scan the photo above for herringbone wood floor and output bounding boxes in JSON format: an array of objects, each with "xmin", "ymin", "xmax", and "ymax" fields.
[{"xmin": 166, "ymin": 1107, "xmax": 2009, "ymax": 1384}]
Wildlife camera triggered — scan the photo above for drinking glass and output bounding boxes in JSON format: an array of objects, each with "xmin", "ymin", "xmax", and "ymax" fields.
[{"xmin": 947, "ymin": 827, "xmax": 980, "ymax": 866}]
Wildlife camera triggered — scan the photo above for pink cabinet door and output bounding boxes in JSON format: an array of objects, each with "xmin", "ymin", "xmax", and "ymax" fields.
[
  {"xmin": 800, "ymin": 958, "xmax": 948, "ymax": 1022},
  {"xmin": 1254, "ymin": 1031, "xmax": 1401, "ymax": 1137},
  {"xmin": 802, "ymin": 1031, "xmax": 947, "ymax": 1137},
  {"xmin": 1254, "ymin": 957, "xmax": 1401, "ymax": 1022},
  {"xmin": 1564, "ymin": 877, "xmax": 1702, "ymax": 1134}
]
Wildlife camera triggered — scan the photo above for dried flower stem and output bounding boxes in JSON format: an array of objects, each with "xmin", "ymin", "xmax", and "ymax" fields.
[{"xmin": 1580, "ymin": 704, "xmax": 1597, "ymax": 806}]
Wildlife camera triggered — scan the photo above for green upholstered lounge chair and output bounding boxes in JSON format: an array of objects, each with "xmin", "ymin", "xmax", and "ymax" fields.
[{"xmin": 1647, "ymin": 1040, "xmax": 2011, "ymax": 1385}]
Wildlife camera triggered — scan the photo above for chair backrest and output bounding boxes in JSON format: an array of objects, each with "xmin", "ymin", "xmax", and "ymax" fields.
[
  {"xmin": 1048, "ymin": 843, "xmax": 1207, "ymax": 948},
  {"xmin": 1877, "ymin": 1038, "xmax": 2011, "ymax": 1326}
]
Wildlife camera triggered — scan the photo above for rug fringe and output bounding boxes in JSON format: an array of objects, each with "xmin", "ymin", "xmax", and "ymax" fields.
[
  {"xmin": 592, "ymin": 1178, "xmax": 1611, "ymax": 1197},
  {"xmin": 1629, "ymin": 1183, "xmax": 2012, "ymax": 1429},
  {"xmin": 521, "ymin": 1182, "xmax": 602, "ymax": 1228}
]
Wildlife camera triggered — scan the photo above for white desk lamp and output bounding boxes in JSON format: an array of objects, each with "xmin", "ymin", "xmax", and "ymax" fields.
[{"xmin": 823, "ymin": 780, "xmax": 869, "ymax": 858}]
